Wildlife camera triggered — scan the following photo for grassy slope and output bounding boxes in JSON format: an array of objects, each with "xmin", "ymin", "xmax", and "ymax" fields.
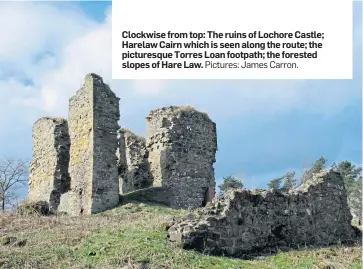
[{"xmin": 0, "ymin": 201, "xmax": 361, "ymax": 269}]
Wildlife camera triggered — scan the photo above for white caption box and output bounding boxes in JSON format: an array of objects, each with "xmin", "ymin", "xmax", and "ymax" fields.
[{"xmin": 112, "ymin": 0, "xmax": 352, "ymax": 80}]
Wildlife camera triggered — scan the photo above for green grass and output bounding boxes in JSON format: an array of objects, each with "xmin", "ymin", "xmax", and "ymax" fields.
[{"xmin": 0, "ymin": 201, "xmax": 361, "ymax": 269}]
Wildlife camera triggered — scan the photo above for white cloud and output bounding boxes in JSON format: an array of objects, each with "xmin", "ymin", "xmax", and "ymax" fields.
[
  {"xmin": 0, "ymin": 2, "xmax": 112, "ymax": 120},
  {"xmin": 37, "ymin": 14, "xmax": 112, "ymax": 114},
  {"xmin": 0, "ymin": 1, "xmax": 361, "ymax": 136},
  {"xmin": 0, "ymin": 2, "xmax": 96, "ymax": 70}
]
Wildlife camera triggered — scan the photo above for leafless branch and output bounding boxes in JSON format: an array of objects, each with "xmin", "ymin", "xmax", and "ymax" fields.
[{"xmin": 0, "ymin": 157, "xmax": 29, "ymax": 212}]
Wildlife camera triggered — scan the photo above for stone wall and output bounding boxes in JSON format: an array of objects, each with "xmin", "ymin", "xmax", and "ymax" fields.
[
  {"xmin": 146, "ymin": 106, "xmax": 217, "ymax": 209},
  {"xmin": 117, "ymin": 129, "xmax": 152, "ymax": 194},
  {"xmin": 92, "ymin": 74, "xmax": 120, "ymax": 213},
  {"xmin": 28, "ymin": 117, "xmax": 70, "ymax": 212},
  {"xmin": 67, "ymin": 73, "xmax": 120, "ymax": 215},
  {"xmin": 168, "ymin": 170, "xmax": 359, "ymax": 257}
]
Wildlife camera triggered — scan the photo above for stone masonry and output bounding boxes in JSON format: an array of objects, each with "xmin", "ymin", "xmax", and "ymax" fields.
[
  {"xmin": 29, "ymin": 77, "xmax": 219, "ymax": 214},
  {"xmin": 146, "ymin": 106, "xmax": 218, "ymax": 209},
  {"xmin": 168, "ymin": 170, "xmax": 359, "ymax": 257},
  {"xmin": 117, "ymin": 128, "xmax": 152, "ymax": 194},
  {"xmin": 67, "ymin": 73, "xmax": 120, "ymax": 215},
  {"xmin": 28, "ymin": 74, "xmax": 361, "ymax": 259},
  {"xmin": 28, "ymin": 117, "xmax": 70, "ymax": 212},
  {"xmin": 28, "ymin": 75, "xmax": 361, "ymax": 258}
]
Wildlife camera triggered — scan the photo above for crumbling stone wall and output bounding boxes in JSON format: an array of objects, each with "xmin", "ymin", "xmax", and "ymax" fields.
[
  {"xmin": 146, "ymin": 106, "xmax": 217, "ymax": 209},
  {"xmin": 168, "ymin": 170, "xmax": 358, "ymax": 257},
  {"xmin": 67, "ymin": 73, "xmax": 120, "ymax": 215},
  {"xmin": 28, "ymin": 117, "xmax": 70, "ymax": 212},
  {"xmin": 117, "ymin": 128, "xmax": 152, "ymax": 194}
]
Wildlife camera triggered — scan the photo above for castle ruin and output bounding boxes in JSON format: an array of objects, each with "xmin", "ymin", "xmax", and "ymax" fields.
[
  {"xmin": 28, "ymin": 73, "xmax": 217, "ymax": 215},
  {"xmin": 27, "ymin": 73, "xmax": 359, "ymax": 255}
]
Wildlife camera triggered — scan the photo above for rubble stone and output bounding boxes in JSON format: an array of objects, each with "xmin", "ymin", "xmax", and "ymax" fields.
[{"xmin": 168, "ymin": 171, "xmax": 358, "ymax": 257}]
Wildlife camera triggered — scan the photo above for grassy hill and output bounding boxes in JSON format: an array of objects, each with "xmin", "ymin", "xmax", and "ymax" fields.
[{"xmin": 0, "ymin": 200, "xmax": 361, "ymax": 269}]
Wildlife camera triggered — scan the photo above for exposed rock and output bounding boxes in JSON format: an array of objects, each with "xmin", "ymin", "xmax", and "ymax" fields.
[
  {"xmin": 17, "ymin": 201, "xmax": 50, "ymax": 216},
  {"xmin": 117, "ymin": 128, "xmax": 152, "ymax": 194},
  {"xmin": 168, "ymin": 171, "xmax": 358, "ymax": 257},
  {"xmin": 160, "ymin": 221, "xmax": 174, "ymax": 231},
  {"xmin": 28, "ymin": 117, "xmax": 70, "ymax": 212},
  {"xmin": 146, "ymin": 106, "xmax": 217, "ymax": 209}
]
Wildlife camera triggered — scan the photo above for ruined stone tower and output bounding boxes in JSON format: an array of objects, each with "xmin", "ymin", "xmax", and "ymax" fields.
[
  {"xmin": 28, "ymin": 117, "xmax": 70, "ymax": 212},
  {"xmin": 146, "ymin": 106, "xmax": 217, "ymax": 209},
  {"xmin": 117, "ymin": 128, "xmax": 152, "ymax": 194},
  {"xmin": 67, "ymin": 73, "xmax": 120, "ymax": 215}
]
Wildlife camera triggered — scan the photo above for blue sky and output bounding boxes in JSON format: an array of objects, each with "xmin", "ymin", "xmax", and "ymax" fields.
[{"xmin": 0, "ymin": 1, "xmax": 361, "ymax": 199}]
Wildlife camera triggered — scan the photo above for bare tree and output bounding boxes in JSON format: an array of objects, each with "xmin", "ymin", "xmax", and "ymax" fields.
[{"xmin": 0, "ymin": 158, "xmax": 28, "ymax": 212}]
